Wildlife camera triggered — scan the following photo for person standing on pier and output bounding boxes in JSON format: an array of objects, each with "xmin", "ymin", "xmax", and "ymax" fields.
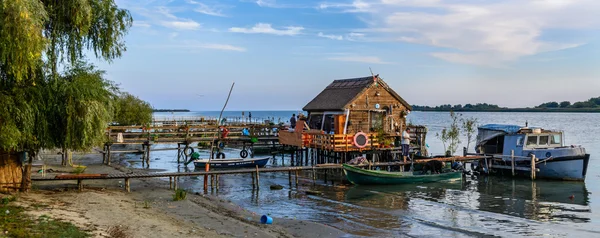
[
  {"xmin": 402, "ymin": 128, "xmax": 411, "ymax": 163},
  {"xmin": 290, "ymin": 114, "xmax": 297, "ymax": 129}
]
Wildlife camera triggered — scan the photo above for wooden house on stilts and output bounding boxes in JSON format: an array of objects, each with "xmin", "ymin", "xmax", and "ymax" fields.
[{"xmin": 278, "ymin": 74, "xmax": 428, "ymax": 164}]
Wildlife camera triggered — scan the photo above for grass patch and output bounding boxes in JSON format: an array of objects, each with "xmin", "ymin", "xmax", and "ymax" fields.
[
  {"xmin": 1, "ymin": 204, "xmax": 90, "ymax": 238},
  {"xmin": 173, "ymin": 188, "xmax": 187, "ymax": 201}
]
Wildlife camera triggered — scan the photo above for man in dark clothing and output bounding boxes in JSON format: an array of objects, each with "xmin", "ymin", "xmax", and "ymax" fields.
[{"xmin": 290, "ymin": 114, "xmax": 297, "ymax": 129}]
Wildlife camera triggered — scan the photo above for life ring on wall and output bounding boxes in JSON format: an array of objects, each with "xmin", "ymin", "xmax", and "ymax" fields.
[{"xmin": 353, "ymin": 132, "xmax": 369, "ymax": 148}]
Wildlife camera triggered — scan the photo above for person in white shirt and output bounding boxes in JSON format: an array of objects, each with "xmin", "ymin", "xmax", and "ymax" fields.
[{"xmin": 402, "ymin": 128, "xmax": 411, "ymax": 162}]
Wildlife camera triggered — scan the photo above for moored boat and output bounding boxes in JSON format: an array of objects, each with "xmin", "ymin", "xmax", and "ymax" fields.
[
  {"xmin": 342, "ymin": 164, "xmax": 462, "ymax": 185},
  {"xmin": 193, "ymin": 157, "xmax": 270, "ymax": 169},
  {"xmin": 474, "ymin": 124, "xmax": 590, "ymax": 181}
]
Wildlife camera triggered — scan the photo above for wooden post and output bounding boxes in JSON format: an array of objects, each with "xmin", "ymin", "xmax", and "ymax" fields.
[
  {"xmin": 146, "ymin": 142, "xmax": 151, "ymax": 167},
  {"xmin": 174, "ymin": 176, "xmax": 178, "ymax": 190},
  {"xmin": 255, "ymin": 165, "xmax": 260, "ymax": 189},
  {"xmin": 216, "ymin": 175, "xmax": 219, "ymax": 190},
  {"xmin": 531, "ymin": 154, "xmax": 536, "ymax": 180},
  {"xmin": 141, "ymin": 144, "xmax": 146, "ymax": 167},
  {"xmin": 511, "ymin": 150, "xmax": 515, "ymax": 176},
  {"xmin": 106, "ymin": 144, "xmax": 111, "ymax": 165},
  {"xmin": 295, "ymin": 170, "xmax": 299, "ymax": 185},
  {"xmin": 324, "ymin": 169, "xmax": 328, "ymax": 183},
  {"xmin": 288, "ymin": 171, "xmax": 292, "ymax": 187},
  {"xmin": 125, "ymin": 178, "xmax": 130, "ymax": 192},
  {"xmin": 77, "ymin": 179, "xmax": 83, "ymax": 191},
  {"xmin": 312, "ymin": 167, "xmax": 316, "ymax": 184},
  {"xmin": 177, "ymin": 143, "xmax": 181, "ymax": 163},
  {"xmin": 102, "ymin": 144, "xmax": 106, "ymax": 164},
  {"xmin": 169, "ymin": 177, "xmax": 173, "ymax": 189}
]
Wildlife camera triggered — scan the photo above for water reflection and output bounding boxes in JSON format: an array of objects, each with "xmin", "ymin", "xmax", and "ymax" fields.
[{"xmin": 473, "ymin": 176, "xmax": 591, "ymax": 223}]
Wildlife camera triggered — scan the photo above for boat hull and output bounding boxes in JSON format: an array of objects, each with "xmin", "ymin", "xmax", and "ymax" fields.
[
  {"xmin": 342, "ymin": 164, "xmax": 462, "ymax": 185},
  {"xmin": 193, "ymin": 157, "xmax": 270, "ymax": 169},
  {"xmin": 492, "ymin": 154, "xmax": 590, "ymax": 181}
]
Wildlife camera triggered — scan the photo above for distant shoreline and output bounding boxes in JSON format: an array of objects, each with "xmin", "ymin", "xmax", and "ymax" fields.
[
  {"xmin": 153, "ymin": 109, "xmax": 190, "ymax": 112},
  {"xmin": 413, "ymin": 108, "xmax": 600, "ymax": 113}
]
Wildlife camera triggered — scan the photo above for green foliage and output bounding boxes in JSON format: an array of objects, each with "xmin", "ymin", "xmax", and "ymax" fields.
[
  {"xmin": 461, "ymin": 116, "xmax": 478, "ymax": 153},
  {"xmin": 0, "ymin": 0, "xmax": 48, "ymax": 84},
  {"xmin": 113, "ymin": 92, "xmax": 153, "ymax": 126},
  {"xmin": 436, "ymin": 111, "xmax": 461, "ymax": 156},
  {"xmin": 173, "ymin": 188, "xmax": 187, "ymax": 201},
  {"xmin": 536, "ymin": 101, "xmax": 559, "ymax": 108},
  {"xmin": 560, "ymin": 101, "xmax": 571, "ymax": 108},
  {"xmin": 0, "ymin": 1, "xmax": 131, "ymax": 155},
  {"xmin": 0, "ymin": 205, "xmax": 90, "ymax": 238}
]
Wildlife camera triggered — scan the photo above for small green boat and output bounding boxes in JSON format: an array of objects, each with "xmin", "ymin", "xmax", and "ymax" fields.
[{"xmin": 342, "ymin": 164, "xmax": 462, "ymax": 185}]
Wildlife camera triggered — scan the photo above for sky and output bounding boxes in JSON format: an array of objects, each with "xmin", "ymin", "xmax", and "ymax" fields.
[{"xmin": 91, "ymin": 0, "xmax": 600, "ymax": 111}]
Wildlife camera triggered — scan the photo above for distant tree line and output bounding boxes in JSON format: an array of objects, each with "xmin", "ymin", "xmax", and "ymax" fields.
[
  {"xmin": 412, "ymin": 97, "xmax": 600, "ymax": 112},
  {"xmin": 535, "ymin": 97, "xmax": 600, "ymax": 109},
  {"xmin": 412, "ymin": 103, "xmax": 503, "ymax": 111}
]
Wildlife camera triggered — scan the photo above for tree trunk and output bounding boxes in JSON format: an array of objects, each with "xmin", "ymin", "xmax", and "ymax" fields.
[
  {"xmin": 20, "ymin": 150, "xmax": 35, "ymax": 192},
  {"xmin": 0, "ymin": 151, "xmax": 23, "ymax": 193}
]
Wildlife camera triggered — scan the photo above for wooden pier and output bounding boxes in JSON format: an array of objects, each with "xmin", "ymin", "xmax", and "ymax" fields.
[{"xmin": 31, "ymin": 156, "xmax": 487, "ymax": 192}]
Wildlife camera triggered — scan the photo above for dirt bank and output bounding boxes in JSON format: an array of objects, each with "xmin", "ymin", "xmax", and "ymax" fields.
[{"xmin": 23, "ymin": 152, "xmax": 347, "ymax": 237}]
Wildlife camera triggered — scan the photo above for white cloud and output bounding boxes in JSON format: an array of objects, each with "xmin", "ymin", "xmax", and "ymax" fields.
[
  {"xmin": 318, "ymin": 32, "xmax": 343, "ymax": 40},
  {"xmin": 133, "ymin": 21, "xmax": 151, "ymax": 28},
  {"xmin": 160, "ymin": 20, "xmax": 201, "ymax": 30},
  {"xmin": 125, "ymin": 4, "xmax": 201, "ymax": 31},
  {"xmin": 152, "ymin": 41, "xmax": 246, "ymax": 52},
  {"xmin": 317, "ymin": 0, "xmax": 372, "ymax": 12},
  {"xmin": 187, "ymin": 0, "xmax": 227, "ymax": 17},
  {"xmin": 327, "ymin": 56, "xmax": 390, "ymax": 64},
  {"xmin": 334, "ymin": 0, "xmax": 600, "ymax": 66},
  {"xmin": 256, "ymin": 0, "xmax": 277, "ymax": 7},
  {"xmin": 198, "ymin": 43, "xmax": 246, "ymax": 52},
  {"xmin": 229, "ymin": 23, "xmax": 304, "ymax": 36}
]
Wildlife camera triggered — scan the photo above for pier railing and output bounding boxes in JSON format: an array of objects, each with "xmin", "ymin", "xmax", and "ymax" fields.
[
  {"xmin": 151, "ymin": 116, "xmax": 285, "ymax": 127},
  {"xmin": 279, "ymin": 130, "xmax": 380, "ymax": 151}
]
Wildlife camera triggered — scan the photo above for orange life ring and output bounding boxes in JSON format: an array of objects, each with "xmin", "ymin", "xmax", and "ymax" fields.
[{"xmin": 353, "ymin": 132, "xmax": 369, "ymax": 148}]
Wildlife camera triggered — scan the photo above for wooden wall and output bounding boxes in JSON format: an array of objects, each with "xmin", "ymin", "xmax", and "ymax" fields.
[
  {"xmin": 0, "ymin": 151, "xmax": 23, "ymax": 193},
  {"xmin": 345, "ymin": 84, "xmax": 408, "ymax": 134}
]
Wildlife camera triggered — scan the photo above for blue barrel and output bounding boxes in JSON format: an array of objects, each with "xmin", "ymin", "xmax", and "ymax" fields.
[{"xmin": 260, "ymin": 215, "xmax": 273, "ymax": 224}]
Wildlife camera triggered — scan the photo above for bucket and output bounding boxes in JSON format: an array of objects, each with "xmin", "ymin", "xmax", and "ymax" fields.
[{"xmin": 260, "ymin": 215, "xmax": 273, "ymax": 224}]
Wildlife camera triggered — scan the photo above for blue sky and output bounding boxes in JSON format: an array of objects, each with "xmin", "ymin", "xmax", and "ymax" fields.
[{"xmin": 92, "ymin": 0, "xmax": 600, "ymax": 110}]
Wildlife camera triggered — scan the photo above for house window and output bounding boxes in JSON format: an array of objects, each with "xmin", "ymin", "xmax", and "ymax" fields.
[
  {"xmin": 370, "ymin": 111, "xmax": 383, "ymax": 132},
  {"xmin": 526, "ymin": 136, "xmax": 537, "ymax": 146},
  {"xmin": 539, "ymin": 135, "xmax": 549, "ymax": 145}
]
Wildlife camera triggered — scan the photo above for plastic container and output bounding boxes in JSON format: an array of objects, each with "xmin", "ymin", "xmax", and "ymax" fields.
[{"xmin": 260, "ymin": 215, "xmax": 273, "ymax": 224}]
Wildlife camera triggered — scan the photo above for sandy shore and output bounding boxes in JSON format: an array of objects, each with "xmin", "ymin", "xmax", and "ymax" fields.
[{"xmin": 20, "ymin": 152, "xmax": 347, "ymax": 238}]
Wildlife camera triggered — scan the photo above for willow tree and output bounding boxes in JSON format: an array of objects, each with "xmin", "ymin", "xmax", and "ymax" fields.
[
  {"xmin": 114, "ymin": 92, "xmax": 153, "ymax": 126},
  {"xmin": 0, "ymin": 0, "xmax": 132, "ymax": 192}
]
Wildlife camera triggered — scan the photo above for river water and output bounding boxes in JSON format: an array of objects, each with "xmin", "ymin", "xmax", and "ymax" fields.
[{"xmin": 126, "ymin": 111, "xmax": 599, "ymax": 237}]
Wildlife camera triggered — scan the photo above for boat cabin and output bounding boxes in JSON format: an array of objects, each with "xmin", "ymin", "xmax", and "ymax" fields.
[{"xmin": 476, "ymin": 124, "xmax": 564, "ymax": 156}]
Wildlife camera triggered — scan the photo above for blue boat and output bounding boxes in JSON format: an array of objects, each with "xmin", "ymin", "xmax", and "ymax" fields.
[
  {"xmin": 193, "ymin": 157, "xmax": 270, "ymax": 169},
  {"xmin": 474, "ymin": 124, "xmax": 590, "ymax": 181}
]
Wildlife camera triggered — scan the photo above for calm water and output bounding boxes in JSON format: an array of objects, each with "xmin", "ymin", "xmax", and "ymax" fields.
[{"xmin": 124, "ymin": 111, "xmax": 599, "ymax": 237}]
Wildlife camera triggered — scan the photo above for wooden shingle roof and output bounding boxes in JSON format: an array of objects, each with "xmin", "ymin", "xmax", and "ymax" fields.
[{"xmin": 302, "ymin": 75, "xmax": 412, "ymax": 111}]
